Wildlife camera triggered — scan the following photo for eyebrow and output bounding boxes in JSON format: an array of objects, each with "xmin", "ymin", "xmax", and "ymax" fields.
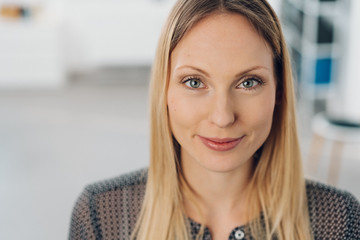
[{"xmin": 174, "ymin": 65, "xmax": 270, "ymax": 78}]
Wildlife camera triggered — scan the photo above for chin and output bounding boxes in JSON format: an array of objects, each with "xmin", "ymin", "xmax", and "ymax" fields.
[{"xmin": 197, "ymin": 153, "xmax": 254, "ymax": 174}]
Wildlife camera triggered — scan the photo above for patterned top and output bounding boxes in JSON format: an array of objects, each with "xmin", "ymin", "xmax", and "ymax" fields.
[{"xmin": 69, "ymin": 168, "xmax": 360, "ymax": 240}]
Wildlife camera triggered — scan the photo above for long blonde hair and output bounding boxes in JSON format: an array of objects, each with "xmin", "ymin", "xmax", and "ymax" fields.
[{"xmin": 132, "ymin": 0, "xmax": 312, "ymax": 239}]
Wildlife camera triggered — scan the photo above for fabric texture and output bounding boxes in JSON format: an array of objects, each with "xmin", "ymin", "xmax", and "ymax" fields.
[{"xmin": 69, "ymin": 168, "xmax": 360, "ymax": 240}]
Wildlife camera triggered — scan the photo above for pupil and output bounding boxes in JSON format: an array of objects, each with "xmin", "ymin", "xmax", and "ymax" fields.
[
  {"xmin": 190, "ymin": 80, "xmax": 200, "ymax": 88},
  {"xmin": 244, "ymin": 80, "xmax": 253, "ymax": 88}
]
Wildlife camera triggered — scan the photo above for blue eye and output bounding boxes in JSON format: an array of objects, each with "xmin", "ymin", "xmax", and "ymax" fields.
[
  {"xmin": 238, "ymin": 78, "xmax": 262, "ymax": 89},
  {"xmin": 184, "ymin": 78, "xmax": 204, "ymax": 89}
]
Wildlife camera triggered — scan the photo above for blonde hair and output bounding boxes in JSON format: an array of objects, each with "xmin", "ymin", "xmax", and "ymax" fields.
[{"xmin": 132, "ymin": 0, "xmax": 312, "ymax": 239}]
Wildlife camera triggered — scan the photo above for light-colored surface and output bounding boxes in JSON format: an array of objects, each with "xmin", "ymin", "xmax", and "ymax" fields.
[
  {"xmin": 0, "ymin": 0, "xmax": 175, "ymax": 88},
  {"xmin": 327, "ymin": 0, "xmax": 360, "ymax": 123},
  {"xmin": 0, "ymin": 19, "xmax": 65, "ymax": 88},
  {"xmin": 297, "ymin": 100, "xmax": 360, "ymax": 196},
  {"xmin": 308, "ymin": 112, "xmax": 360, "ymax": 185},
  {"xmin": 312, "ymin": 112, "xmax": 360, "ymax": 143},
  {"xmin": 0, "ymin": 84, "xmax": 150, "ymax": 240},
  {"xmin": 63, "ymin": 0, "xmax": 175, "ymax": 69}
]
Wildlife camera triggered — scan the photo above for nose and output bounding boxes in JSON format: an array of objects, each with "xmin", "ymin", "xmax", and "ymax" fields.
[{"xmin": 208, "ymin": 93, "xmax": 236, "ymax": 128}]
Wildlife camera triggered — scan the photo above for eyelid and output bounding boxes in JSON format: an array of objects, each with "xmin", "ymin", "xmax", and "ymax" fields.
[{"xmin": 182, "ymin": 75, "xmax": 200, "ymax": 82}]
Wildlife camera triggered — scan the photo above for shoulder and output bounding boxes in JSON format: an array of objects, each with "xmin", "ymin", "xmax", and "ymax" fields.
[
  {"xmin": 69, "ymin": 168, "xmax": 148, "ymax": 240},
  {"xmin": 306, "ymin": 179, "xmax": 359, "ymax": 207},
  {"xmin": 305, "ymin": 180, "xmax": 360, "ymax": 239},
  {"xmin": 83, "ymin": 168, "xmax": 148, "ymax": 196},
  {"xmin": 79, "ymin": 168, "xmax": 148, "ymax": 209}
]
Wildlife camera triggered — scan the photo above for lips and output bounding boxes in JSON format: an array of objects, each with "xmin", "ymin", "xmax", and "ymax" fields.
[{"xmin": 198, "ymin": 136, "xmax": 244, "ymax": 152}]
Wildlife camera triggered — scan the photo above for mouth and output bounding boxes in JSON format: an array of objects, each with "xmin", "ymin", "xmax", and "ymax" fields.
[{"xmin": 197, "ymin": 135, "xmax": 244, "ymax": 152}]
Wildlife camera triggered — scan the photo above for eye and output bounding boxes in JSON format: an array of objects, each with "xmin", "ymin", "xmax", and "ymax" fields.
[
  {"xmin": 237, "ymin": 78, "xmax": 263, "ymax": 90},
  {"xmin": 184, "ymin": 78, "xmax": 205, "ymax": 89}
]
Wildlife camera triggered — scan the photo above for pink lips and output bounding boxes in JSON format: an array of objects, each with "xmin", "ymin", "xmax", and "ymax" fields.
[{"xmin": 198, "ymin": 136, "xmax": 244, "ymax": 152}]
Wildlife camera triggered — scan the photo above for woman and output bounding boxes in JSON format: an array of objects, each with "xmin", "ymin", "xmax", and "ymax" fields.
[{"xmin": 69, "ymin": 0, "xmax": 360, "ymax": 239}]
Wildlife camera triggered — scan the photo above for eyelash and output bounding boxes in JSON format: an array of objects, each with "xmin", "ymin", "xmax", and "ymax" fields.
[{"xmin": 181, "ymin": 76, "xmax": 265, "ymax": 91}]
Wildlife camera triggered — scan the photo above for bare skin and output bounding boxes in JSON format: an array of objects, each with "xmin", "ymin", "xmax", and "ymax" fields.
[{"xmin": 167, "ymin": 12, "xmax": 277, "ymax": 239}]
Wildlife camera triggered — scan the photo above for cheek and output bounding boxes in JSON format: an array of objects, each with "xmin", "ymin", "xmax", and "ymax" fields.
[
  {"xmin": 258, "ymin": 104, "xmax": 275, "ymax": 134},
  {"xmin": 167, "ymin": 87, "xmax": 207, "ymax": 128},
  {"xmin": 167, "ymin": 89, "xmax": 195, "ymax": 134},
  {"xmin": 243, "ymin": 91, "xmax": 276, "ymax": 135}
]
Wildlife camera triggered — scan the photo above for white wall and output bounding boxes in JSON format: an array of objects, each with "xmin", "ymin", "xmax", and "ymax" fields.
[
  {"xmin": 0, "ymin": 2, "xmax": 65, "ymax": 88},
  {"xmin": 63, "ymin": 0, "xmax": 175, "ymax": 70},
  {"xmin": 327, "ymin": 0, "xmax": 360, "ymax": 123},
  {"xmin": 268, "ymin": 0, "xmax": 281, "ymax": 14},
  {"xmin": 0, "ymin": 0, "xmax": 175, "ymax": 88}
]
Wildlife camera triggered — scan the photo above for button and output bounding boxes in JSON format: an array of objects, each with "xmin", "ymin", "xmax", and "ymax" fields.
[{"xmin": 234, "ymin": 229, "xmax": 245, "ymax": 239}]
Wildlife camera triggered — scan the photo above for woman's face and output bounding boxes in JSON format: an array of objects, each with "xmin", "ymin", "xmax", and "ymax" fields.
[{"xmin": 167, "ymin": 13, "xmax": 277, "ymax": 173}]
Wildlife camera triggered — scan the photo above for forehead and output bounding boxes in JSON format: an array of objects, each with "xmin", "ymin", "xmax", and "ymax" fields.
[{"xmin": 170, "ymin": 13, "xmax": 273, "ymax": 74}]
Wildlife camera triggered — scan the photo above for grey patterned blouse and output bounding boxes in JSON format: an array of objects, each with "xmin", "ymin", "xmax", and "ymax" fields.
[{"xmin": 69, "ymin": 168, "xmax": 360, "ymax": 240}]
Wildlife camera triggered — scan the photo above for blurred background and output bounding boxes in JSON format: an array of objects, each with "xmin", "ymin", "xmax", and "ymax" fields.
[{"xmin": 0, "ymin": 0, "xmax": 359, "ymax": 239}]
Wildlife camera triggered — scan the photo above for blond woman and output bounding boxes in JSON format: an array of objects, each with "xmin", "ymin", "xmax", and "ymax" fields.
[{"xmin": 69, "ymin": 0, "xmax": 360, "ymax": 239}]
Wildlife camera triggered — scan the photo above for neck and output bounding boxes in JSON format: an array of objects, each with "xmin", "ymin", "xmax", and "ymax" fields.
[{"xmin": 181, "ymin": 154, "xmax": 253, "ymax": 225}]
